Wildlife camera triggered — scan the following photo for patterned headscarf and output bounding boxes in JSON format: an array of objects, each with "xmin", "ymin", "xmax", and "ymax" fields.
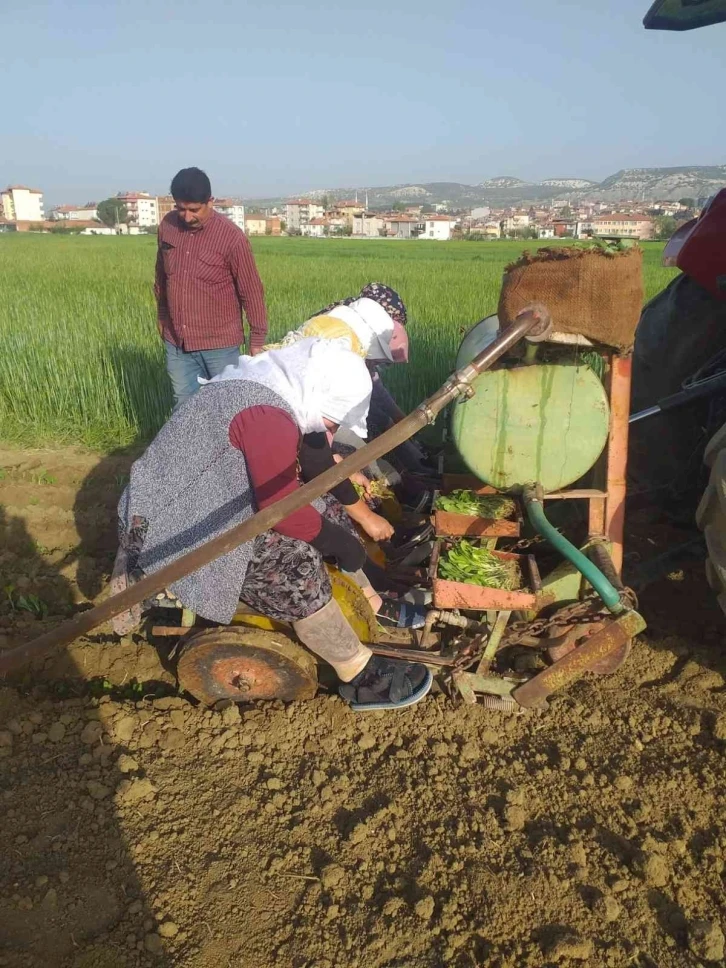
[{"xmin": 313, "ymin": 282, "xmax": 407, "ymax": 328}]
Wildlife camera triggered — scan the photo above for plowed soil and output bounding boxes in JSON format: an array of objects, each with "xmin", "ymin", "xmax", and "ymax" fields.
[{"xmin": 1, "ymin": 447, "xmax": 725, "ymax": 968}]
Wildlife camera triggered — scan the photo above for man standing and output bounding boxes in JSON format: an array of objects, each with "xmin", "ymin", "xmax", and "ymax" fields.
[{"xmin": 155, "ymin": 167, "xmax": 268, "ymax": 407}]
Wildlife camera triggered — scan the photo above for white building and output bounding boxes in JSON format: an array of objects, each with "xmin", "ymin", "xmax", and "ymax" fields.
[
  {"xmin": 80, "ymin": 225, "xmax": 116, "ymax": 236},
  {"xmin": 419, "ymin": 216, "xmax": 458, "ymax": 241},
  {"xmin": 302, "ymin": 217, "xmax": 328, "ymax": 238},
  {"xmin": 50, "ymin": 204, "xmax": 98, "ymax": 221},
  {"xmin": 117, "ymin": 192, "xmax": 159, "ymax": 227},
  {"xmin": 285, "ymin": 199, "xmax": 325, "ymax": 231},
  {"xmin": 1, "ymin": 185, "xmax": 44, "ymax": 222},
  {"xmin": 501, "ymin": 213, "xmax": 531, "ymax": 234},
  {"xmin": 214, "ymin": 199, "xmax": 245, "ymax": 230},
  {"xmin": 537, "ymin": 226, "xmax": 556, "ymax": 239}
]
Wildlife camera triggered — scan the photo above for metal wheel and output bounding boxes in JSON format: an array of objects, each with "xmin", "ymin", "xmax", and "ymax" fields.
[{"xmin": 177, "ymin": 626, "xmax": 318, "ymax": 706}]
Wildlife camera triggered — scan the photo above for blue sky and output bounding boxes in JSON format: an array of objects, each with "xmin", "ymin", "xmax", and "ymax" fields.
[{"xmin": 2, "ymin": 0, "xmax": 724, "ymax": 205}]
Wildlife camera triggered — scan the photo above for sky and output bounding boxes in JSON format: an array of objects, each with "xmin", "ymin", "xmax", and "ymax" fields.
[{"xmin": 2, "ymin": 0, "xmax": 725, "ymax": 206}]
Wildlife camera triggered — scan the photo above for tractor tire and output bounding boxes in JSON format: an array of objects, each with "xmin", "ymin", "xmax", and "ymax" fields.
[{"xmin": 696, "ymin": 420, "xmax": 726, "ymax": 615}]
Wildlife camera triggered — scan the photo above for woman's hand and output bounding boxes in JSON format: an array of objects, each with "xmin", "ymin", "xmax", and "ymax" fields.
[
  {"xmin": 359, "ymin": 510, "xmax": 394, "ymax": 543},
  {"xmin": 332, "ymin": 453, "xmax": 373, "ymax": 500},
  {"xmin": 350, "ymin": 471, "xmax": 372, "ymax": 497}
]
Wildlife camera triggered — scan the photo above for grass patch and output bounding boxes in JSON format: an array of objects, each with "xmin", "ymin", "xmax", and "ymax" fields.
[{"xmin": 0, "ymin": 235, "xmax": 678, "ymax": 451}]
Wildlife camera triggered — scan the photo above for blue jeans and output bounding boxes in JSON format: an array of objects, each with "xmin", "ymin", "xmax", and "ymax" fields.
[{"xmin": 164, "ymin": 341, "xmax": 241, "ymax": 409}]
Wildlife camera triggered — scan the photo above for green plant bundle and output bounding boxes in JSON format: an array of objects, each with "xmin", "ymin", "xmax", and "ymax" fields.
[
  {"xmin": 353, "ymin": 479, "xmax": 395, "ymax": 502},
  {"xmin": 435, "ymin": 490, "xmax": 517, "ymax": 519},
  {"xmin": 438, "ymin": 540, "xmax": 521, "ymax": 590}
]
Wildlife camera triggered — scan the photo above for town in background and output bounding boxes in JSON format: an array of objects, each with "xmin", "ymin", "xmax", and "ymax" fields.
[{"xmin": 0, "ymin": 183, "xmax": 704, "ymax": 242}]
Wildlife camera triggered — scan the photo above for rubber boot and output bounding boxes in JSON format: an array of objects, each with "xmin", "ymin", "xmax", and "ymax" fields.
[{"xmin": 293, "ymin": 598, "xmax": 372, "ymax": 682}]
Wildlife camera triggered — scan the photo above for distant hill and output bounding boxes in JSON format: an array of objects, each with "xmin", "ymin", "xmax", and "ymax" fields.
[
  {"xmin": 243, "ymin": 166, "xmax": 726, "ymax": 210},
  {"xmin": 596, "ymin": 166, "xmax": 726, "ymax": 200}
]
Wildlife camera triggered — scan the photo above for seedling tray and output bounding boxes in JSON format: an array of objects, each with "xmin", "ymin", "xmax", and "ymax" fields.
[
  {"xmin": 430, "ymin": 538, "xmax": 539, "ymax": 610},
  {"xmin": 433, "ymin": 486, "xmax": 522, "ymax": 539}
]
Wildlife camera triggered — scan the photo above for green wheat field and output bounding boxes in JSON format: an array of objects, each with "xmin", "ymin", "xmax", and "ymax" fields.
[{"xmin": 0, "ymin": 235, "xmax": 678, "ymax": 451}]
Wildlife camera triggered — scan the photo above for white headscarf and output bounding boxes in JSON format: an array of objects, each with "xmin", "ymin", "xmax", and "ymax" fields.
[
  {"xmin": 200, "ymin": 338, "xmax": 372, "ymax": 437},
  {"xmin": 326, "ymin": 297, "xmax": 396, "ymax": 362}
]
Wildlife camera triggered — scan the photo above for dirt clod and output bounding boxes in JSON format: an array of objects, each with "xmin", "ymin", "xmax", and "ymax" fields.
[
  {"xmin": 414, "ymin": 895, "xmax": 435, "ymax": 920},
  {"xmin": 321, "ymin": 865, "xmax": 346, "ymax": 891},
  {"xmin": 713, "ymin": 712, "xmax": 726, "ymax": 741},
  {"xmin": 80, "ymin": 721, "xmax": 103, "ymax": 745},
  {"xmin": 47, "ymin": 721, "xmax": 66, "ymax": 743},
  {"xmin": 118, "ymin": 777, "xmax": 157, "ymax": 804},
  {"xmin": 544, "ymin": 930, "xmax": 593, "ymax": 962},
  {"xmin": 640, "ymin": 853, "xmax": 669, "ymax": 887},
  {"xmin": 116, "ymin": 753, "xmax": 139, "ymax": 773},
  {"xmin": 145, "ymin": 932, "xmax": 163, "ymax": 954},
  {"xmin": 689, "ymin": 920, "xmax": 725, "ymax": 963}
]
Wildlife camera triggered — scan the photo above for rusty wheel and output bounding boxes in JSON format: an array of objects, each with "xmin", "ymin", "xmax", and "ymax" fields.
[{"xmin": 177, "ymin": 626, "xmax": 318, "ymax": 706}]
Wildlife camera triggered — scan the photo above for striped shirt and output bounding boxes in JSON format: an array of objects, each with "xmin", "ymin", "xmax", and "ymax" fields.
[{"xmin": 155, "ymin": 210, "xmax": 268, "ymax": 352}]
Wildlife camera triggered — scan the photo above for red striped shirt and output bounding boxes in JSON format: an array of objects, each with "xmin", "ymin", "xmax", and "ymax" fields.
[{"xmin": 155, "ymin": 210, "xmax": 268, "ymax": 352}]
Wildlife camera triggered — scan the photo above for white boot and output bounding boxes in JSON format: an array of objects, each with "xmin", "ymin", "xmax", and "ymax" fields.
[{"xmin": 293, "ymin": 598, "xmax": 372, "ymax": 682}]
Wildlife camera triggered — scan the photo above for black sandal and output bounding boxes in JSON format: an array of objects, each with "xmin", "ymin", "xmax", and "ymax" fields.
[{"xmin": 339, "ymin": 656, "xmax": 433, "ymax": 710}]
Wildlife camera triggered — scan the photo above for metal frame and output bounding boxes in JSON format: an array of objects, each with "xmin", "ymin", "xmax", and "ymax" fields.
[{"xmin": 543, "ymin": 350, "xmax": 632, "ymax": 576}]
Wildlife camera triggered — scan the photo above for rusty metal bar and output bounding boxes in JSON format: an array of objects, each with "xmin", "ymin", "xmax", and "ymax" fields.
[
  {"xmin": 0, "ymin": 306, "xmax": 552, "ymax": 678},
  {"xmin": 604, "ymin": 354, "xmax": 633, "ymax": 575},
  {"xmin": 512, "ymin": 609, "xmax": 646, "ymax": 708},
  {"xmin": 475, "ymin": 609, "xmax": 511, "ymax": 674}
]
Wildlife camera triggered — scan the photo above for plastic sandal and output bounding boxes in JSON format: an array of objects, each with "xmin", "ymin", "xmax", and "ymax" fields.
[{"xmin": 339, "ymin": 656, "xmax": 433, "ymax": 711}]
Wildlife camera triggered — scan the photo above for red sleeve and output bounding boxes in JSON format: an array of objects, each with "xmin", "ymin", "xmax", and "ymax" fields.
[
  {"xmin": 229, "ymin": 235, "xmax": 268, "ymax": 353},
  {"xmin": 229, "ymin": 406, "xmax": 322, "ymax": 541}
]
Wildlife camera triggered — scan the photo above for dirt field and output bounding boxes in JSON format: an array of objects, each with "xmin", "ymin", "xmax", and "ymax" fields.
[{"xmin": 1, "ymin": 447, "xmax": 726, "ymax": 968}]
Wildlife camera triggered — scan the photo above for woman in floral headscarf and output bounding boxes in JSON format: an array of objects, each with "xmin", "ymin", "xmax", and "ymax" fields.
[
  {"xmin": 324, "ymin": 285, "xmax": 433, "ymax": 480},
  {"xmin": 270, "ymin": 282, "xmax": 433, "ymax": 477}
]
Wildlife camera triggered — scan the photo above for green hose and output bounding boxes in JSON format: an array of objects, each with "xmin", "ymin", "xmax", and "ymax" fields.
[{"xmin": 522, "ymin": 487, "xmax": 624, "ymax": 614}]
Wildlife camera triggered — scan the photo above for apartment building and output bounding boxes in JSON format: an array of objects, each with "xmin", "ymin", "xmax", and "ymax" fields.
[
  {"xmin": 285, "ymin": 199, "xmax": 325, "ymax": 231},
  {"xmin": 589, "ymin": 215, "xmax": 655, "ymax": 240},
  {"xmin": 117, "ymin": 192, "xmax": 159, "ymax": 227},
  {"xmin": 1, "ymin": 185, "xmax": 44, "ymax": 222},
  {"xmin": 157, "ymin": 195, "xmax": 176, "ymax": 220},
  {"xmin": 245, "ymin": 213, "xmax": 267, "ymax": 235},
  {"xmin": 213, "ymin": 199, "xmax": 245, "ymax": 230}
]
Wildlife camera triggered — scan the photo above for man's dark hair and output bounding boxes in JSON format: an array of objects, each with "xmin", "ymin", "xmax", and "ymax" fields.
[{"xmin": 170, "ymin": 167, "xmax": 212, "ymax": 203}]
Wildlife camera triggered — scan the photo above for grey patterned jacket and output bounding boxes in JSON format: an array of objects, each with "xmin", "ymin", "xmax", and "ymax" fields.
[{"xmin": 118, "ymin": 380, "xmax": 305, "ymax": 624}]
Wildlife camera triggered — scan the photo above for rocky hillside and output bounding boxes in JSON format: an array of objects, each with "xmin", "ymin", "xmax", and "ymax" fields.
[
  {"xmin": 597, "ymin": 166, "xmax": 726, "ymax": 201},
  {"xmin": 245, "ymin": 166, "xmax": 725, "ymax": 210}
]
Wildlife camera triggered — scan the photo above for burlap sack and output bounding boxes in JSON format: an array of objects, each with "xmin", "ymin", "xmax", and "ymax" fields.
[{"xmin": 498, "ymin": 247, "xmax": 644, "ymax": 352}]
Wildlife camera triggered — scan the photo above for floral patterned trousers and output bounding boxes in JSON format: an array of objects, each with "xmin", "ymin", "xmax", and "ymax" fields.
[{"xmin": 111, "ymin": 496, "xmax": 357, "ymax": 633}]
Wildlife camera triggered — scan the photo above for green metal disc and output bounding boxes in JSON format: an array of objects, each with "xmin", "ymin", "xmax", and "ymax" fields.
[{"xmin": 451, "ymin": 362, "xmax": 610, "ymax": 493}]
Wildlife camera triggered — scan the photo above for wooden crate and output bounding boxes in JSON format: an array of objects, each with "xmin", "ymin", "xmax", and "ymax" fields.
[{"xmin": 430, "ymin": 539, "xmax": 539, "ymax": 610}]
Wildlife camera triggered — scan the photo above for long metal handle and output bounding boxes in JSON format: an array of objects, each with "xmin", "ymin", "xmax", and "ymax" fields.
[
  {"xmin": 629, "ymin": 369, "xmax": 726, "ymax": 424},
  {"xmin": 0, "ymin": 306, "xmax": 550, "ymax": 677}
]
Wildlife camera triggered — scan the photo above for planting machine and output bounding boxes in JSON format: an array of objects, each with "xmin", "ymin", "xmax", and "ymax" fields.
[{"xmin": 144, "ymin": 306, "xmax": 646, "ymax": 712}]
